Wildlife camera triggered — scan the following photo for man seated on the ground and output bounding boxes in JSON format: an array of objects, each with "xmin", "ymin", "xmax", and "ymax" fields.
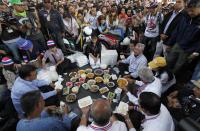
[
  {"xmin": 148, "ymin": 57, "xmax": 176, "ymax": 94},
  {"xmin": 167, "ymin": 80, "xmax": 200, "ymax": 122},
  {"xmin": 17, "ymin": 38, "xmax": 42, "ymax": 65},
  {"xmin": 123, "ymin": 67, "xmax": 162, "ymax": 104},
  {"xmin": 11, "ymin": 64, "xmax": 61, "ymax": 118},
  {"xmin": 127, "ymin": 92, "xmax": 174, "ymax": 131},
  {"xmin": 17, "ymin": 90, "xmax": 71, "ymax": 131},
  {"xmin": 120, "ymin": 39, "xmax": 137, "ymax": 58},
  {"xmin": 77, "ymin": 99, "xmax": 130, "ymax": 131},
  {"xmin": 118, "ymin": 43, "xmax": 147, "ymax": 79}
]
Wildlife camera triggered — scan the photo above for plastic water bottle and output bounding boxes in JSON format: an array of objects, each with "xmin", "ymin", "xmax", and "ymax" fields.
[
  {"xmin": 23, "ymin": 56, "xmax": 28, "ymax": 63},
  {"xmin": 115, "ymin": 88, "xmax": 122, "ymax": 103},
  {"xmin": 60, "ymin": 101, "xmax": 65, "ymax": 113}
]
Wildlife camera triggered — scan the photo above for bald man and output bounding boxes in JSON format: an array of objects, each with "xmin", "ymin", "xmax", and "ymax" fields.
[{"xmin": 77, "ymin": 99, "xmax": 134, "ymax": 131}]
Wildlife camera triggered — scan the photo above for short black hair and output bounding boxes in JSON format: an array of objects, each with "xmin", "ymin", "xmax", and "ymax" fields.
[
  {"xmin": 91, "ymin": 33, "xmax": 98, "ymax": 40},
  {"xmin": 18, "ymin": 64, "xmax": 37, "ymax": 79},
  {"xmin": 130, "ymin": 39, "xmax": 138, "ymax": 45},
  {"xmin": 139, "ymin": 92, "xmax": 161, "ymax": 115},
  {"xmin": 20, "ymin": 90, "xmax": 41, "ymax": 116},
  {"xmin": 187, "ymin": 0, "xmax": 200, "ymax": 8}
]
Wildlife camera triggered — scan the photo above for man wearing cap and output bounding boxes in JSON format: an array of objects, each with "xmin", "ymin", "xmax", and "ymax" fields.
[
  {"xmin": 143, "ymin": 2, "xmax": 164, "ymax": 61},
  {"xmin": 1, "ymin": 57, "xmax": 17, "ymax": 90},
  {"xmin": 166, "ymin": 0, "xmax": 200, "ymax": 75},
  {"xmin": 148, "ymin": 57, "xmax": 176, "ymax": 93},
  {"xmin": 11, "ymin": 0, "xmax": 47, "ymax": 52},
  {"xmin": 42, "ymin": 40, "xmax": 76, "ymax": 74},
  {"xmin": 0, "ymin": 0, "xmax": 22, "ymax": 61},
  {"xmin": 38, "ymin": 0, "xmax": 67, "ymax": 54},
  {"xmin": 167, "ymin": 80, "xmax": 200, "ymax": 122},
  {"xmin": 16, "ymin": 38, "xmax": 41, "ymax": 65}
]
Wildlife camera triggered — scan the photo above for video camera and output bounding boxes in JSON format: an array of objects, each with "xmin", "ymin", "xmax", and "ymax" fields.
[{"xmin": 0, "ymin": 12, "xmax": 18, "ymax": 26}]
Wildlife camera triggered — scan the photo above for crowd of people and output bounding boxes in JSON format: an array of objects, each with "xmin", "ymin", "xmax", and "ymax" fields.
[{"xmin": 0, "ymin": 0, "xmax": 200, "ymax": 131}]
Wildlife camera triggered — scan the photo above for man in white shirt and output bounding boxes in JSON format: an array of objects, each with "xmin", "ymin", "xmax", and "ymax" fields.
[
  {"xmin": 77, "ymin": 99, "xmax": 128, "ymax": 131},
  {"xmin": 124, "ymin": 67, "xmax": 162, "ymax": 104},
  {"xmin": 127, "ymin": 92, "xmax": 174, "ymax": 131}
]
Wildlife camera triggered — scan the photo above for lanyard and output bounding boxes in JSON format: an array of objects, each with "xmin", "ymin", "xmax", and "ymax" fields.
[
  {"xmin": 90, "ymin": 122, "xmax": 112, "ymax": 131},
  {"xmin": 51, "ymin": 54, "xmax": 58, "ymax": 64}
]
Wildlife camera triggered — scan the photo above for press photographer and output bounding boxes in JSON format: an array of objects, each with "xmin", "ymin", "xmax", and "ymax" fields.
[
  {"xmin": 12, "ymin": 0, "xmax": 46, "ymax": 52},
  {"xmin": 0, "ymin": 1, "xmax": 21, "ymax": 61}
]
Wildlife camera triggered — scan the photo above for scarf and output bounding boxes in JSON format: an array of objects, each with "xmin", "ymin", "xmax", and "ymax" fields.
[{"xmin": 14, "ymin": 10, "xmax": 27, "ymax": 17}]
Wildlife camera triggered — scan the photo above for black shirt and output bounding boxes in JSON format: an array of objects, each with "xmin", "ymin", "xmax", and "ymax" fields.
[{"xmin": 85, "ymin": 42, "xmax": 101, "ymax": 58}]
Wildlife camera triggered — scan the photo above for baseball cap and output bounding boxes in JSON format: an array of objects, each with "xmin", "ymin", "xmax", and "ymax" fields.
[
  {"xmin": 191, "ymin": 80, "xmax": 200, "ymax": 89},
  {"xmin": 148, "ymin": 57, "xmax": 167, "ymax": 69}
]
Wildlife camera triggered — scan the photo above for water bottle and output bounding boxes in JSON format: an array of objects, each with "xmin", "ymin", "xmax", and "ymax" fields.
[
  {"xmin": 60, "ymin": 101, "xmax": 65, "ymax": 113},
  {"xmin": 115, "ymin": 88, "xmax": 122, "ymax": 103},
  {"xmin": 23, "ymin": 56, "xmax": 28, "ymax": 63}
]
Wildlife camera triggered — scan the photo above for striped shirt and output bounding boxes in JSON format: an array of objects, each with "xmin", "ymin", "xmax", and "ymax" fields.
[
  {"xmin": 122, "ymin": 54, "xmax": 147, "ymax": 78},
  {"xmin": 77, "ymin": 121, "xmax": 128, "ymax": 131}
]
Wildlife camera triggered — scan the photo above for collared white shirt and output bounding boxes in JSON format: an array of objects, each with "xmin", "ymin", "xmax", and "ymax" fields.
[
  {"xmin": 127, "ymin": 77, "xmax": 162, "ymax": 104},
  {"xmin": 77, "ymin": 121, "xmax": 128, "ymax": 131},
  {"xmin": 137, "ymin": 104, "xmax": 174, "ymax": 131}
]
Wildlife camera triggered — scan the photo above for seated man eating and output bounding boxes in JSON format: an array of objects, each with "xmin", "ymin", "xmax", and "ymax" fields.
[
  {"xmin": 17, "ymin": 90, "xmax": 71, "ymax": 131},
  {"xmin": 11, "ymin": 64, "xmax": 61, "ymax": 118},
  {"xmin": 118, "ymin": 42, "xmax": 147, "ymax": 79}
]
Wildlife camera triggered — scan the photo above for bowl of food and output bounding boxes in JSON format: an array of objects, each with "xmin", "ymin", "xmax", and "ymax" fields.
[
  {"xmin": 95, "ymin": 77, "xmax": 103, "ymax": 83},
  {"xmin": 72, "ymin": 86, "xmax": 79, "ymax": 94},
  {"xmin": 78, "ymin": 70, "xmax": 85, "ymax": 75},
  {"xmin": 107, "ymin": 82, "xmax": 115, "ymax": 88},
  {"xmin": 66, "ymin": 93, "xmax": 77, "ymax": 103},
  {"xmin": 82, "ymin": 83, "xmax": 90, "ymax": 90},
  {"xmin": 94, "ymin": 69, "xmax": 104, "ymax": 76},
  {"xmin": 117, "ymin": 78, "xmax": 128, "ymax": 88},
  {"xmin": 69, "ymin": 72, "xmax": 77, "ymax": 78},
  {"xmin": 63, "ymin": 88, "xmax": 70, "ymax": 95},
  {"xmin": 87, "ymin": 79, "xmax": 96, "ymax": 85},
  {"xmin": 75, "ymin": 73, "xmax": 81, "ymax": 78},
  {"xmin": 85, "ymin": 68, "xmax": 93, "ymax": 74},
  {"xmin": 104, "ymin": 70, "xmax": 110, "ymax": 74},
  {"xmin": 74, "ymin": 82, "xmax": 81, "ymax": 87},
  {"xmin": 103, "ymin": 74, "xmax": 111, "ymax": 80},
  {"xmin": 100, "ymin": 64, "xmax": 107, "ymax": 69},
  {"xmin": 66, "ymin": 82, "xmax": 73, "ymax": 88},
  {"xmin": 89, "ymin": 85, "xmax": 99, "ymax": 93},
  {"xmin": 81, "ymin": 73, "xmax": 87, "ymax": 79},
  {"xmin": 79, "ymin": 77, "xmax": 85, "ymax": 83},
  {"xmin": 99, "ymin": 87, "xmax": 109, "ymax": 94},
  {"xmin": 87, "ymin": 73, "xmax": 94, "ymax": 79},
  {"xmin": 103, "ymin": 78, "xmax": 109, "ymax": 84},
  {"xmin": 70, "ymin": 77, "xmax": 77, "ymax": 82}
]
